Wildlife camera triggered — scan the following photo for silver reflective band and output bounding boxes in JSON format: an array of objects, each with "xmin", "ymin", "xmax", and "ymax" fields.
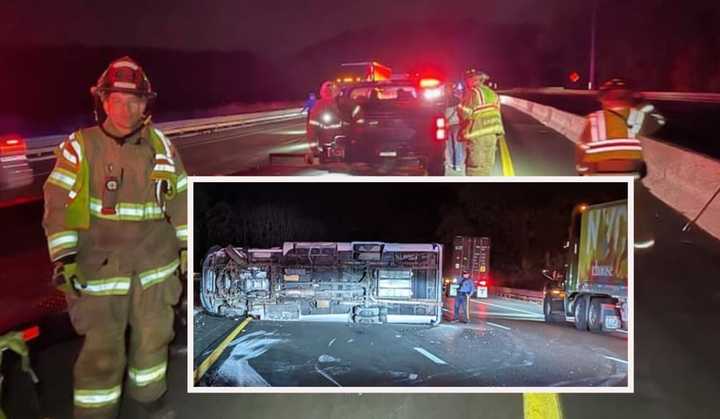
[
  {"xmin": 153, "ymin": 164, "xmax": 175, "ymax": 173},
  {"xmin": 155, "ymin": 153, "xmax": 175, "ymax": 164},
  {"xmin": 81, "ymin": 278, "xmax": 131, "ymax": 295},
  {"xmin": 129, "ymin": 362, "xmax": 167, "ymax": 386},
  {"xmin": 176, "ymin": 226, "xmax": 188, "ymax": 241},
  {"xmin": 74, "ymin": 385, "xmax": 122, "ymax": 407},
  {"xmin": 113, "ymin": 81, "xmax": 137, "ymax": 89},
  {"xmin": 585, "ymin": 146, "xmax": 642, "ymax": 154},
  {"xmin": 49, "ymin": 231, "xmax": 78, "ymax": 249},
  {"xmin": 62, "ymin": 149, "xmax": 78, "ymax": 164},
  {"xmin": 49, "ymin": 170, "xmax": 76, "ymax": 189},
  {"xmin": 634, "ymin": 239, "xmax": 655, "ymax": 249},
  {"xmin": 139, "ymin": 259, "xmax": 180, "ymax": 288},
  {"xmin": 112, "ymin": 60, "xmax": 139, "ymax": 70},
  {"xmin": 176, "ymin": 175, "xmax": 188, "ymax": 192},
  {"xmin": 70, "ymin": 141, "xmax": 83, "ymax": 163}
]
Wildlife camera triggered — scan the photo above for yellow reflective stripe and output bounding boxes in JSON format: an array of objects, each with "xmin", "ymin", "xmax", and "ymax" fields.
[
  {"xmin": 74, "ymin": 385, "xmax": 122, "ymax": 408},
  {"xmin": 48, "ymin": 231, "xmax": 78, "ymax": 256},
  {"xmin": 89, "ymin": 198, "xmax": 165, "ymax": 221},
  {"xmin": 128, "ymin": 361, "xmax": 167, "ymax": 387},
  {"xmin": 47, "ymin": 168, "xmax": 77, "ymax": 191},
  {"xmin": 524, "ymin": 393, "xmax": 563, "ymax": 419},
  {"xmin": 139, "ymin": 259, "xmax": 179, "ymax": 288},
  {"xmin": 176, "ymin": 174, "xmax": 188, "ymax": 193},
  {"xmin": 176, "ymin": 224, "xmax": 188, "ymax": 241},
  {"xmin": 81, "ymin": 277, "xmax": 131, "ymax": 296}
]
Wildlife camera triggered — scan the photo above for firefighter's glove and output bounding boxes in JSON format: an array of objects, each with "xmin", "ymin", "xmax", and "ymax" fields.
[
  {"xmin": 52, "ymin": 259, "xmax": 85, "ymax": 296},
  {"xmin": 179, "ymin": 249, "xmax": 188, "ymax": 277}
]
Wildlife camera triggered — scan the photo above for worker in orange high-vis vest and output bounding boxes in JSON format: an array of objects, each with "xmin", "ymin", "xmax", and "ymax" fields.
[
  {"xmin": 43, "ymin": 56, "xmax": 187, "ymax": 419},
  {"xmin": 577, "ymin": 78, "xmax": 666, "ymax": 250},
  {"xmin": 576, "ymin": 78, "xmax": 666, "ymax": 177},
  {"xmin": 458, "ymin": 68, "xmax": 505, "ymax": 176}
]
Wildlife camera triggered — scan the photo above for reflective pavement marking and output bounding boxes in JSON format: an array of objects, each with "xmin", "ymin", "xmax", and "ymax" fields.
[
  {"xmin": 524, "ymin": 393, "xmax": 563, "ymax": 419},
  {"xmin": 413, "ymin": 347, "xmax": 448, "ymax": 365}
]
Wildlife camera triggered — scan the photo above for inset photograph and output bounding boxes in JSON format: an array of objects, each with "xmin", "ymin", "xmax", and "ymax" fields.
[{"xmin": 189, "ymin": 179, "xmax": 632, "ymax": 391}]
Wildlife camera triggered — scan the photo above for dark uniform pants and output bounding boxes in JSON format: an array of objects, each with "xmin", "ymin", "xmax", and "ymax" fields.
[{"xmin": 454, "ymin": 293, "xmax": 469, "ymax": 321}]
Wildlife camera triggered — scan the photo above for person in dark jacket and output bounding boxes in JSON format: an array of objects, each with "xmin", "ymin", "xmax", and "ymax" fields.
[{"xmin": 453, "ymin": 271, "xmax": 476, "ymax": 323}]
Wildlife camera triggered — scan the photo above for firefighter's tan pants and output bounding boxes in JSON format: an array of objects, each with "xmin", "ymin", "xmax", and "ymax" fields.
[
  {"xmin": 465, "ymin": 134, "xmax": 498, "ymax": 176},
  {"xmin": 66, "ymin": 268, "xmax": 181, "ymax": 418}
]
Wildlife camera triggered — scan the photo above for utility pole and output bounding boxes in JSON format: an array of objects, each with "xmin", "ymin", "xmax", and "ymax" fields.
[{"xmin": 589, "ymin": 0, "xmax": 599, "ymax": 90}]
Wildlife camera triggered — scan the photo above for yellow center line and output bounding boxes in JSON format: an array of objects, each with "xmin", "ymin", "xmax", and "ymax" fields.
[
  {"xmin": 499, "ymin": 135, "xmax": 515, "ymax": 176},
  {"xmin": 524, "ymin": 393, "xmax": 564, "ymax": 419},
  {"xmin": 193, "ymin": 317, "xmax": 252, "ymax": 384}
]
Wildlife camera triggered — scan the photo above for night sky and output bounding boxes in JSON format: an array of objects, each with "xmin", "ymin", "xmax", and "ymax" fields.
[
  {"xmin": 2, "ymin": 1, "xmax": 718, "ymax": 135},
  {"xmin": 193, "ymin": 181, "xmax": 627, "ymax": 287},
  {"xmin": 0, "ymin": 0, "xmax": 584, "ymax": 55}
]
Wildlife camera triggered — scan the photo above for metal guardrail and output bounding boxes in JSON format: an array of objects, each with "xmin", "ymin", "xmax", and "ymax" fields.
[
  {"xmin": 489, "ymin": 286, "xmax": 544, "ymax": 304},
  {"xmin": 23, "ymin": 107, "xmax": 305, "ymax": 163}
]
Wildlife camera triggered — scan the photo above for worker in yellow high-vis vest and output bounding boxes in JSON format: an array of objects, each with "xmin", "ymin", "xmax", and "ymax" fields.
[
  {"xmin": 42, "ymin": 56, "xmax": 187, "ymax": 419},
  {"xmin": 458, "ymin": 68, "xmax": 505, "ymax": 176}
]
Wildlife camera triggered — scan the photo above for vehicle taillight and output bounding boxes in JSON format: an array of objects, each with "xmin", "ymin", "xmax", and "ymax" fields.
[
  {"xmin": 419, "ymin": 78, "xmax": 441, "ymax": 88},
  {"xmin": 479, "ymin": 280, "xmax": 487, "ymax": 286},
  {"xmin": 435, "ymin": 117, "xmax": 446, "ymax": 141},
  {"xmin": 0, "ymin": 137, "xmax": 27, "ymax": 156}
]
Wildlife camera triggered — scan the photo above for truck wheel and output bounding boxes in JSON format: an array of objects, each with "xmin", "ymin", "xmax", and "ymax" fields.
[
  {"xmin": 588, "ymin": 298, "xmax": 603, "ymax": 332},
  {"xmin": 574, "ymin": 296, "xmax": 588, "ymax": 331}
]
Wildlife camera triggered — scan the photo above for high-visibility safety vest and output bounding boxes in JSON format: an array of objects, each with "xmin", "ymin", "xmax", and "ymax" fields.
[
  {"xmin": 60, "ymin": 127, "xmax": 180, "ymax": 230},
  {"xmin": 579, "ymin": 107, "xmax": 649, "ymax": 165},
  {"xmin": 459, "ymin": 86, "xmax": 505, "ymax": 139}
]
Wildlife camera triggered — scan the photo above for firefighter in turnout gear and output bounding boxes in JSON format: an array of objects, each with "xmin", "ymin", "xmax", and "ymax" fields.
[
  {"xmin": 43, "ymin": 56, "xmax": 187, "ymax": 418},
  {"xmin": 577, "ymin": 78, "xmax": 666, "ymax": 250},
  {"xmin": 306, "ymin": 80, "xmax": 341, "ymax": 161},
  {"xmin": 459, "ymin": 69, "xmax": 505, "ymax": 176},
  {"xmin": 576, "ymin": 78, "xmax": 665, "ymax": 177}
]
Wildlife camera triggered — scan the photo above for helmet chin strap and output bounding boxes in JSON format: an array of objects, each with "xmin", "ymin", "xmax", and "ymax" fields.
[{"xmin": 99, "ymin": 114, "xmax": 152, "ymax": 145}]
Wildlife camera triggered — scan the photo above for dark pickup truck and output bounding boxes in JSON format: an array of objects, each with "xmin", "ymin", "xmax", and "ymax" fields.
[{"xmin": 326, "ymin": 79, "xmax": 448, "ymax": 175}]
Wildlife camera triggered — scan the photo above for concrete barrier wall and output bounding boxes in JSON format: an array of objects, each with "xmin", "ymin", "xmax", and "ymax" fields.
[{"xmin": 501, "ymin": 95, "xmax": 720, "ymax": 240}]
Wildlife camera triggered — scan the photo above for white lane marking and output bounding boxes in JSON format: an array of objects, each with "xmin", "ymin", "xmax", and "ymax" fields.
[
  {"xmin": 471, "ymin": 300, "xmax": 542, "ymax": 316},
  {"xmin": 478, "ymin": 312, "xmax": 544, "ymax": 318},
  {"xmin": 603, "ymin": 355, "xmax": 628, "ymax": 365},
  {"xmin": 413, "ymin": 347, "xmax": 448, "ymax": 365},
  {"xmin": 315, "ymin": 365, "xmax": 342, "ymax": 387},
  {"xmin": 486, "ymin": 321, "xmax": 511, "ymax": 331},
  {"xmin": 328, "ymin": 338, "xmax": 336, "ymax": 348}
]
